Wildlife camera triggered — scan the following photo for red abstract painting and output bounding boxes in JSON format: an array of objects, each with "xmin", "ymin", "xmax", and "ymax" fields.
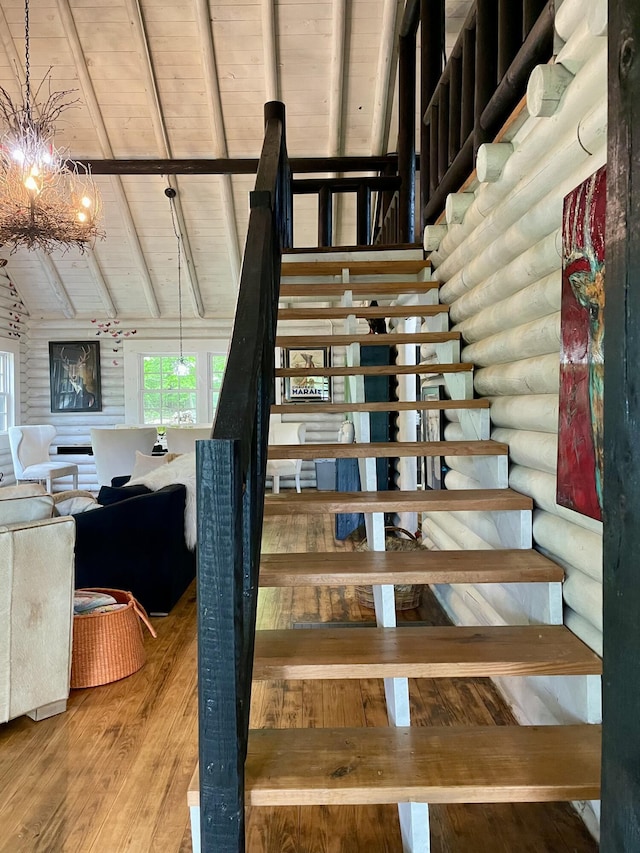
[{"xmin": 557, "ymin": 165, "xmax": 606, "ymax": 521}]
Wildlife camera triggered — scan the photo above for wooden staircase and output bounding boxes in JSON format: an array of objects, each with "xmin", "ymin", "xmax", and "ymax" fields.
[{"xmin": 190, "ymin": 251, "xmax": 602, "ymax": 852}]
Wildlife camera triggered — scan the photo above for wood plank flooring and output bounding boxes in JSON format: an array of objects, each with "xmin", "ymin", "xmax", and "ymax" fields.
[{"xmin": 0, "ymin": 513, "xmax": 598, "ymax": 852}]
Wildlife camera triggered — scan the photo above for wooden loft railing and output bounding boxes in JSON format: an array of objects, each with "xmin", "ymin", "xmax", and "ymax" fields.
[
  {"xmin": 195, "ymin": 101, "xmax": 291, "ymax": 853},
  {"xmin": 300, "ymin": 0, "xmax": 555, "ymax": 247},
  {"xmin": 293, "ymin": 174, "xmax": 401, "ymax": 248},
  {"xmin": 418, "ymin": 0, "xmax": 555, "ymax": 223}
]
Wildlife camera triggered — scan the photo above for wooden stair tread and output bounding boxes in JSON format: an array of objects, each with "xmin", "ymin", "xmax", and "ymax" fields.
[
  {"xmin": 244, "ymin": 724, "xmax": 601, "ymax": 805},
  {"xmin": 280, "ymin": 281, "xmax": 439, "ymax": 297},
  {"xmin": 272, "ymin": 399, "xmax": 491, "ymax": 414},
  {"xmin": 276, "ymin": 331, "xmax": 459, "ymax": 347},
  {"xmin": 281, "ymin": 259, "xmax": 431, "ymax": 276},
  {"xmin": 267, "ymin": 440, "xmax": 507, "ymax": 460},
  {"xmin": 252, "ymin": 625, "xmax": 602, "ymax": 680},
  {"xmin": 188, "ymin": 725, "xmax": 601, "ymax": 807},
  {"xmin": 279, "ymin": 305, "xmax": 448, "ymax": 320},
  {"xmin": 276, "ymin": 363, "xmax": 471, "ymax": 377},
  {"xmin": 259, "ymin": 549, "xmax": 565, "ymax": 586},
  {"xmin": 264, "ymin": 488, "xmax": 532, "ymax": 515}
]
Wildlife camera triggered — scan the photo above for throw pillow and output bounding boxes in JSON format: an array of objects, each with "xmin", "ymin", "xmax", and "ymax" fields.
[
  {"xmin": 131, "ymin": 450, "xmax": 169, "ymax": 480},
  {"xmin": 53, "ymin": 490, "xmax": 99, "ymax": 516},
  {"xmin": 128, "ymin": 452, "xmax": 196, "ymax": 549},
  {"xmin": 97, "ymin": 483, "xmax": 151, "ymax": 506}
]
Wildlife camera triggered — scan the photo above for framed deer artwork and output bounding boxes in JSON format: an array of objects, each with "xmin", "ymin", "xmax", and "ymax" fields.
[
  {"xmin": 557, "ymin": 165, "xmax": 605, "ymax": 521},
  {"xmin": 49, "ymin": 341, "xmax": 102, "ymax": 413}
]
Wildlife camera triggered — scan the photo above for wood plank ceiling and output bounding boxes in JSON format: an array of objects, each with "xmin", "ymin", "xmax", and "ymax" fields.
[{"xmin": 0, "ymin": 0, "xmax": 472, "ymax": 322}]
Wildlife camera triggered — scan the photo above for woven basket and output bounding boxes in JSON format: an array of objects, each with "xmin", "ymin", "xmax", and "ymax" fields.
[
  {"xmin": 354, "ymin": 526, "xmax": 424, "ymax": 611},
  {"xmin": 71, "ymin": 588, "xmax": 157, "ymax": 689}
]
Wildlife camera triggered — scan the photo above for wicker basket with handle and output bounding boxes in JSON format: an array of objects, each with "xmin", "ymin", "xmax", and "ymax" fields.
[
  {"xmin": 71, "ymin": 588, "xmax": 157, "ymax": 689},
  {"xmin": 354, "ymin": 526, "xmax": 424, "ymax": 611}
]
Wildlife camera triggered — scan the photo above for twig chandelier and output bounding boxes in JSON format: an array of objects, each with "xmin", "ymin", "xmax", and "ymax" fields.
[{"xmin": 0, "ymin": 0, "xmax": 103, "ymax": 253}]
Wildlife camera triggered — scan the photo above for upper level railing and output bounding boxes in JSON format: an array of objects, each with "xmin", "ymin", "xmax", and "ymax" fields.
[
  {"xmin": 419, "ymin": 0, "xmax": 554, "ymax": 223},
  {"xmin": 195, "ymin": 101, "xmax": 291, "ymax": 853}
]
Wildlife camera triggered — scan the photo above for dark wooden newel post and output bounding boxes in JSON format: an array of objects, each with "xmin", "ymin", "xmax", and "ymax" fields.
[
  {"xmin": 601, "ymin": 3, "xmax": 640, "ymax": 850},
  {"xmin": 398, "ymin": 22, "xmax": 416, "ymax": 243},
  {"xmin": 420, "ymin": 0, "xmax": 445, "ymax": 232}
]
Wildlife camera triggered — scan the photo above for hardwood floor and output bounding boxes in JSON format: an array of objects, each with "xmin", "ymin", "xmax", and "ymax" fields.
[{"xmin": 0, "ymin": 514, "xmax": 598, "ymax": 852}]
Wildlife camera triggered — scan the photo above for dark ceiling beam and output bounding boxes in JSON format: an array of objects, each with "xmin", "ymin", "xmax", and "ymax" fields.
[{"xmin": 73, "ymin": 155, "xmax": 400, "ymax": 175}]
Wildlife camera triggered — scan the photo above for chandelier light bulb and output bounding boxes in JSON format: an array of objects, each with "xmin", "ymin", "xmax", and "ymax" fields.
[
  {"xmin": 23, "ymin": 175, "xmax": 38, "ymax": 193},
  {"xmin": 81, "ymin": 196, "xmax": 92, "ymax": 208},
  {"xmin": 12, "ymin": 149, "xmax": 25, "ymax": 163},
  {"xmin": 77, "ymin": 211, "xmax": 87, "ymax": 223}
]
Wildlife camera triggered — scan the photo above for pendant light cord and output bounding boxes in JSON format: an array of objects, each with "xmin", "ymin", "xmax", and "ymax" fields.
[
  {"xmin": 167, "ymin": 193, "xmax": 184, "ymax": 364},
  {"xmin": 24, "ymin": 0, "xmax": 31, "ymax": 118}
]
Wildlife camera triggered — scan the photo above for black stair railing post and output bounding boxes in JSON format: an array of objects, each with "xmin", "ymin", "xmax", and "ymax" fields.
[
  {"xmin": 438, "ymin": 77, "xmax": 450, "ymax": 182},
  {"xmin": 198, "ymin": 100, "xmax": 287, "ymax": 853},
  {"xmin": 429, "ymin": 103, "xmax": 439, "ymax": 198},
  {"xmin": 420, "ymin": 0, "xmax": 445, "ymax": 229},
  {"xmin": 461, "ymin": 23, "xmax": 476, "ymax": 142},
  {"xmin": 318, "ymin": 185, "xmax": 333, "ymax": 247},
  {"xmin": 474, "ymin": 0, "xmax": 499, "ymax": 154},
  {"xmin": 357, "ymin": 183, "xmax": 372, "ymax": 245},
  {"xmin": 497, "ymin": 0, "xmax": 522, "ymax": 81},
  {"xmin": 398, "ymin": 26, "xmax": 417, "ymax": 243},
  {"xmin": 448, "ymin": 54, "xmax": 462, "ymax": 165}
]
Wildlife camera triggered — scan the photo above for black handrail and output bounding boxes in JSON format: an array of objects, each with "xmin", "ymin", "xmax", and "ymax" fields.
[{"xmin": 195, "ymin": 100, "xmax": 290, "ymax": 853}]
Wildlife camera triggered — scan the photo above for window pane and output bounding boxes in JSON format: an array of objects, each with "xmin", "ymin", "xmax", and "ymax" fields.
[
  {"xmin": 141, "ymin": 354, "xmax": 198, "ymax": 424},
  {"xmin": 211, "ymin": 354, "xmax": 226, "ymax": 415}
]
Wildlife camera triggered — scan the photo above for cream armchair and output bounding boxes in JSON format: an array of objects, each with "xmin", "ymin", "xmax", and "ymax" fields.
[
  {"xmin": 91, "ymin": 427, "xmax": 157, "ymax": 486},
  {"xmin": 266, "ymin": 422, "xmax": 306, "ymax": 494},
  {"xmin": 165, "ymin": 425, "xmax": 212, "ymax": 455},
  {"xmin": 0, "ymin": 485, "xmax": 75, "ymax": 723}
]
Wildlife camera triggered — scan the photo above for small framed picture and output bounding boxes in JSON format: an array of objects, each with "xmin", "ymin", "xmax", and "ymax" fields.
[
  {"xmin": 284, "ymin": 347, "xmax": 331, "ymax": 402},
  {"xmin": 49, "ymin": 341, "xmax": 102, "ymax": 413}
]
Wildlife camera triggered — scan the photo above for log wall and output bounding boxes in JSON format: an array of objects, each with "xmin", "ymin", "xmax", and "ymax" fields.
[
  {"xmin": 4, "ymin": 313, "xmax": 344, "ymax": 493},
  {"xmin": 7, "ymin": 317, "xmax": 232, "ymax": 492},
  {"xmin": 424, "ymin": 2, "xmax": 605, "ymax": 834}
]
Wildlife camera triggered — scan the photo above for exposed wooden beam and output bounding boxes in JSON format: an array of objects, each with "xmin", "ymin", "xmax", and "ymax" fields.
[
  {"xmin": 195, "ymin": 0, "xmax": 241, "ymax": 286},
  {"xmin": 37, "ymin": 253, "xmax": 75, "ymax": 319},
  {"xmin": 125, "ymin": 0, "xmax": 205, "ymax": 319},
  {"xmin": 329, "ymin": 0, "xmax": 347, "ymax": 158},
  {"xmin": 55, "ymin": 0, "xmax": 160, "ymax": 318},
  {"xmin": 0, "ymin": 6, "xmax": 24, "ymax": 89},
  {"xmin": 293, "ymin": 176, "xmax": 400, "ymax": 193},
  {"xmin": 371, "ymin": 0, "xmax": 404, "ymax": 156},
  {"xmin": 261, "ymin": 0, "xmax": 279, "ymax": 101},
  {"xmin": 75, "ymin": 155, "xmax": 400, "ymax": 175},
  {"xmin": 129, "ymin": 0, "xmax": 204, "ymax": 319},
  {"xmin": 327, "ymin": 0, "xmax": 347, "ymax": 242},
  {"xmin": 85, "ymin": 251, "xmax": 117, "ymax": 318}
]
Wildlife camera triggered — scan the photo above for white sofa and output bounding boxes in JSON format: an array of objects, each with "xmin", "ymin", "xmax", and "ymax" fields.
[{"xmin": 0, "ymin": 484, "xmax": 76, "ymax": 722}]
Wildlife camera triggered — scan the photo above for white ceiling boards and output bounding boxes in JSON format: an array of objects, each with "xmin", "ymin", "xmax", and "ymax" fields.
[{"xmin": 0, "ymin": 0, "xmax": 472, "ymax": 321}]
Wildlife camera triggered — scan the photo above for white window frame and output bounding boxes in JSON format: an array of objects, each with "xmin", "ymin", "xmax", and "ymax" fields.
[
  {"xmin": 0, "ymin": 338, "xmax": 20, "ymax": 433},
  {"xmin": 123, "ymin": 338, "xmax": 228, "ymax": 426}
]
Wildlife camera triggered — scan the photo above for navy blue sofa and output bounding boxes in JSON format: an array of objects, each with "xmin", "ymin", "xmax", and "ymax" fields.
[{"xmin": 73, "ymin": 481, "xmax": 196, "ymax": 615}]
